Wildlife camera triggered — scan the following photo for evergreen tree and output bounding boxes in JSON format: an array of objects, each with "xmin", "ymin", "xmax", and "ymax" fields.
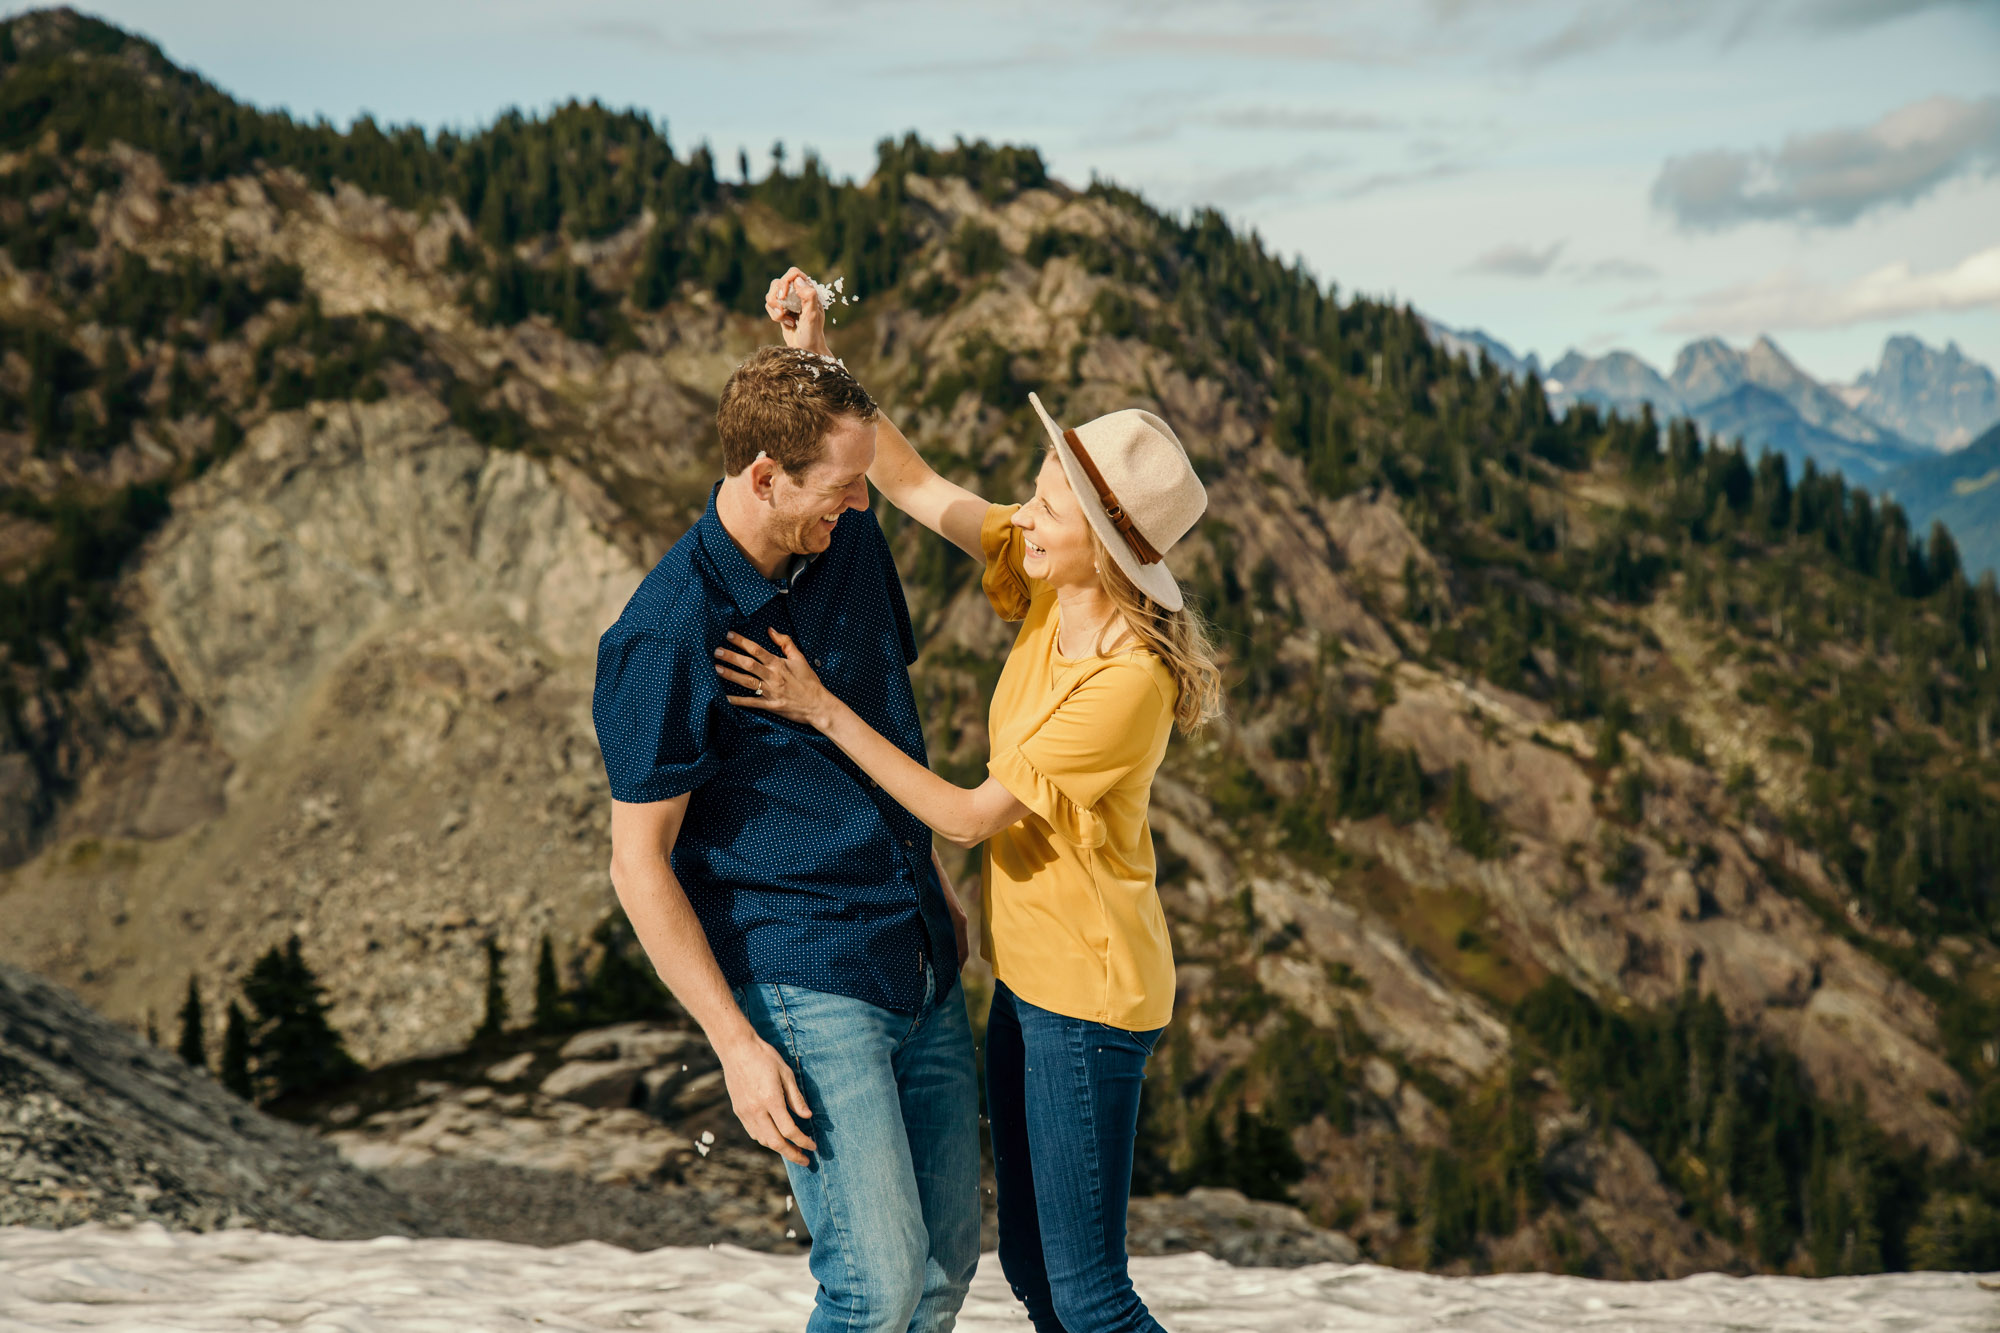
[
  {"xmin": 1129, "ymin": 1077, "xmax": 1177, "ymax": 1197},
  {"xmin": 175, "ymin": 974, "xmax": 205, "ymax": 1070},
  {"xmin": 630, "ymin": 220, "xmax": 682, "ymax": 309},
  {"xmin": 219, "ymin": 1001, "xmax": 254, "ymax": 1100},
  {"xmin": 240, "ymin": 935, "xmax": 360, "ymax": 1102},
  {"xmin": 1229, "ymin": 1104, "xmax": 1307, "ymax": 1202},
  {"xmin": 579, "ymin": 917, "xmax": 672, "ymax": 1024},
  {"xmin": 1188, "ymin": 1108, "xmax": 1230, "ymax": 1188},
  {"xmin": 473, "ymin": 936, "xmax": 508, "ymax": 1045},
  {"xmin": 1445, "ymin": 762, "xmax": 1499, "ymax": 859},
  {"xmin": 533, "ymin": 932, "xmax": 568, "ymax": 1031}
]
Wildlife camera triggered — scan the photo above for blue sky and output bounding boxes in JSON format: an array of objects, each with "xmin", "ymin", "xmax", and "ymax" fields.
[{"xmin": 33, "ymin": 0, "xmax": 2000, "ymax": 385}]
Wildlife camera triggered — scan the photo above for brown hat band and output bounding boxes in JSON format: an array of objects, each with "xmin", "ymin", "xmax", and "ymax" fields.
[{"xmin": 1064, "ymin": 429, "xmax": 1164, "ymax": 566}]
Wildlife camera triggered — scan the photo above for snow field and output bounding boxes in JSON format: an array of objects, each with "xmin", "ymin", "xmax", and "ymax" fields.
[{"xmin": 0, "ymin": 1224, "xmax": 1991, "ymax": 1332}]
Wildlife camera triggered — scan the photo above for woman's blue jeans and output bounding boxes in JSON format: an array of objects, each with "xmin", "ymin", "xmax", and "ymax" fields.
[{"xmin": 986, "ymin": 980, "xmax": 1169, "ymax": 1333}]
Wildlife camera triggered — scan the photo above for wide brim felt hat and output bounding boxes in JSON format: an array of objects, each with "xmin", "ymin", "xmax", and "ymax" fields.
[{"xmin": 1027, "ymin": 392, "xmax": 1207, "ymax": 612}]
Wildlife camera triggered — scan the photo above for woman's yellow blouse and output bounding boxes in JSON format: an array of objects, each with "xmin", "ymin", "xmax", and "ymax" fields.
[{"xmin": 976, "ymin": 503, "xmax": 1178, "ymax": 1031}]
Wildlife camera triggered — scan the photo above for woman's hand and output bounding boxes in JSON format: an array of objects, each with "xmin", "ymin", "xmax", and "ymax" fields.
[
  {"xmin": 715, "ymin": 629, "xmax": 841, "ymax": 731},
  {"xmin": 763, "ymin": 267, "xmax": 832, "ymax": 357},
  {"xmin": 933, "ymin": 850, "xmax": 972, "ymax": 967}
]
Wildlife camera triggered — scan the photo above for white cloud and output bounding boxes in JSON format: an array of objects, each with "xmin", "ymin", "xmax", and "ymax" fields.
[
  {"xmin": 1107, "ymin": 28, "xmax": 1366, "ymax": 61},
  {"xmin": 1464, "ymin": 240, "xmax": 1565, "ymax": 277},
  {"xmin": 1801, "ymin": 0, "xmax": 2000, "ymax": 30},
  {"xmin": 1576, "ymin": 256, "xmax": 1661, "ymax": 282},
  {"xmin": 1210, "ymin": 106, "xmax": 1394, "ymax": 132},
  {"xmin": 1441, "ymin": 0, "xmax": 1997, "ymax": 65},
  {"xmin": 1652, "ymin": 94, "xmax": 2000, "ymax": 228},
  {"xmin": 1169, "ymin": 152, "xmax": 1352, "ymax": 207},
  {"xmin": 1331, "ymin": 159, "xmax": 1472, "ymax": 200},
  {"xmin": 1663, "ymin": 244, "xmax": 2000, "ymax": 333}
]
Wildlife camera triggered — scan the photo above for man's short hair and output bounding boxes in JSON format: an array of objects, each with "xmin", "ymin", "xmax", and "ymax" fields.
[{"xmin": 717, "ymin": 346, "xmax": 879, "ymax": 477}]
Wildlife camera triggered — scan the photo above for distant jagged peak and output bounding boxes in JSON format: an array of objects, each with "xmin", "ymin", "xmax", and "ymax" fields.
[
  {"xmin": 1547, "ymin": 346, "xmax": 1682, "ymax": 416},
  {"xmin": 1554, "ymin": 347, "xmax": 1659, "ymax": 377},
  {"xmin": 1861, "ymin": 331, "xmax": 1991, "ymax": 386},
  {"xmin": 1669, "ymin": 335, "xmax": 1751, "ymax": 403},
  {"xmin": 1853, "ymin": 330, "xmax": 2000, "ymax": 451},
  {"xmin": 1743, "ymin": 333, "xmax": 1814, "ymax": 387},
  {"xmin": 1419, "ymin": 315, "xmax": 1541, "ymax": 381}
]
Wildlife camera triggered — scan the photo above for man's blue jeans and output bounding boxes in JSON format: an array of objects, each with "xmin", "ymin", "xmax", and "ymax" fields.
[
  {"xmin": 986, "ymin": 980, "xmax": 1168, "ymax": 1333},
  {"xmin": 735, "ymin": 963, "xmax": 981, "ymax": 1333}
]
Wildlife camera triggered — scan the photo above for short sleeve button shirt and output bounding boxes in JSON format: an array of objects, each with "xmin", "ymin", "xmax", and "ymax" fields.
[{"xmin": 592, "ymin": 485, "xmax": 958, "ymax": 1014}]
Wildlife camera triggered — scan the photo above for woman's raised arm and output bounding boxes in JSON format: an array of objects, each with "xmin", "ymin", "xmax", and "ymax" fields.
[
  {"xmin": 765, "ymin": 267, "xmax": 987, "ymax": 560},
  {"xmin": 867, "ymin": 413, "xmax": 987, "ymax": 561}
]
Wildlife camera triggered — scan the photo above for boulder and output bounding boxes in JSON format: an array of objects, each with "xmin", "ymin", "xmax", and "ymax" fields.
[
  {"xmin": 1127, "ymin": 1188, "xmax": 1360, "ymax": 1268},
  {"xmin": 539, "ymin": 1058, "xmax": 649, "ymax": 1109}
]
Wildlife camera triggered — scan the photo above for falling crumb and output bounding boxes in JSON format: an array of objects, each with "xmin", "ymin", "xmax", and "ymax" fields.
[
  {"xmin": 701, "ymin": 1130, "xmax": 716, "ymax": 1145},
  {"xmin": 785, "ymin": 1229, "xmax": 797, "ymax": 1240},
  {"xmin": 696, "ymin": 1142, "xmax": 709, "ymax": 1157},
  {"xmin": 785, "ymin": 1195, "xmax": 793, "ymax": 1213}
]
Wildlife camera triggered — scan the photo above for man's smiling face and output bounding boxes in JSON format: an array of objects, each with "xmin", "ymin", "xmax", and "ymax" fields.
[{"xmin": 765, "ymin": 413, "xmax": 875, "ymax": 556}]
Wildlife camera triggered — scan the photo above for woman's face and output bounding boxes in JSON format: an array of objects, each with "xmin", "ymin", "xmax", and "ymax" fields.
[{"xmin": 1012, "ymin": 453, "xmax": 1100, "ymax": 589}]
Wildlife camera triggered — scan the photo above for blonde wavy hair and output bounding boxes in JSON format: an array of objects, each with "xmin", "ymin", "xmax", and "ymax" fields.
[{"xmin": 1088, "ymin": 530, "xmax": 1225, "ymax": 733}]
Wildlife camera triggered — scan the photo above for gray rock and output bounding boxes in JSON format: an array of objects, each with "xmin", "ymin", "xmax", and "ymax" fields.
[
  {"xmin": 0, "ymin": 960, "xmax": 428, "ymax": 1237},
  {"xmin": 1127, "ymin": 1187, "xmax": 1360, "ymax": 1268},
  {"xmin": 558, "ymin": 1022, "xmax": 693, "ymax": 1065},
  {"xmin": 661, "ymin": 1069, "xmax": 727, "ymax": 1117},
  {"xmin": 539, "ymin": 1058, "xmax": 649, "ymax": 1108},
  {"xmin": 483, "ymin": 1052, "xmax": 535, "ymax": 1084}
]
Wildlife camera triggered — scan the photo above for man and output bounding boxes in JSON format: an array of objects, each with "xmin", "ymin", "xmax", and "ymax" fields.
[{"xmin": 592, "ymin": 338, "xmax": 980, "ymax": 1333}]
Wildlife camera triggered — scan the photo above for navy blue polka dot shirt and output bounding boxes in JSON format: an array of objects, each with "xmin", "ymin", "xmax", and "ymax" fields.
[{"xmin": 593, "ymin": 484, "xmax": 959, "ymax": 1015}]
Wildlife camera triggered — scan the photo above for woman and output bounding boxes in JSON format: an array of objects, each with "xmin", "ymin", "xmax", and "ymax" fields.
[{"xmin": 720, "ymin": 270, "xmax": 1222, "ymax": 1333}]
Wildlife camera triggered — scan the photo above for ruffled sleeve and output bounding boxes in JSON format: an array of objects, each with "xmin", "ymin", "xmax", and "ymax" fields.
[
  {"xmin": 987, "ymin": 663, "xmax": 1172, "ymax": 850},
  {"xmin": 990, "ymin": 743, "xmax": 1109, "ymax": 849},
  {"xmin": 980, "ymin": 502, "xmax": 1033, "ymax": 622}
]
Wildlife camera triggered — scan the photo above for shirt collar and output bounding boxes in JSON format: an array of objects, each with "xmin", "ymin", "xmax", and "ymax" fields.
[{"xmin": 695, "ymin": 482, "xmax": 822, "ymax": 616}]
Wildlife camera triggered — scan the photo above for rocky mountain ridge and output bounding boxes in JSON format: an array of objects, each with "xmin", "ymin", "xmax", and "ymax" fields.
[
  {"xmin": 3, "ymin": 6, "xmax": 1999, "ymax": 1279},
  {"xmin": 1545, "ymin": 336, "xmax": 1924, "ymax": 483},
  {"xmin": 1438, "ymin": 322, "xmax": 1999, "ymax": 485}
]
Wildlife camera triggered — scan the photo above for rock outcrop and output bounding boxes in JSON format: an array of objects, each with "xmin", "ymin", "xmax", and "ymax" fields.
[
  {"xmin": 1128, "ymin": 1189, "xmax": 1361, "ymax": 1268},
  {"xmin": 0, "ymin": 396, "xmax": 652, "ymax": 1066}
]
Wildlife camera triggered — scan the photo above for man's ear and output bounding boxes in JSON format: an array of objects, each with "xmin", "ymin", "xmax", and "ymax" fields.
[{"xmin": 746, "ymin": 450, "xmax": 779, "ymax": 502}]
